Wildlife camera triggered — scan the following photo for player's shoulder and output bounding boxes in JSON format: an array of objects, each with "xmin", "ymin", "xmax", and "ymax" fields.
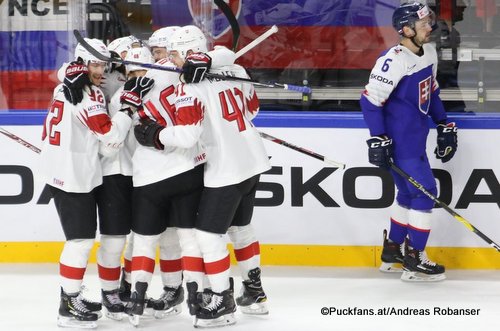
[
  {"xmin": 378, "ymin": 45, "xmax": 407, "ymax": 63},
  {"xmin": 423, "ymin": 43, "xmax": 438, "ymax": 58}
]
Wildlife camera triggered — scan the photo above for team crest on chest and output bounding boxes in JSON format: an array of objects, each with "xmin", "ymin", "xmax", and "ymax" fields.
[{"xmin": 418, "ymin": 76, "xmax": 431, "ymax": 114}]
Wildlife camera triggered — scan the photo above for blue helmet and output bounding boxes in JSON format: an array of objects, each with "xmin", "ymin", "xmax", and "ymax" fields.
[{"xmin": 392, "ymin": 2, "xmax": 434, "ymax": 35}]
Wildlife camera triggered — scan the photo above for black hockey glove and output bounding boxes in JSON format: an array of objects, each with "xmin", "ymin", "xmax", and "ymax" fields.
[
  {"xmin": 182, "ymin": 53, "xmax": 212, "ymax": 83},
  {"xmin": 434, "ymin": 122, "xmax": 458, "ymax": 163},
  {"xmin": 120, "ymin": 76, "xmax": 155, "ymax": 108},
  {"xmin": 367, "ymin": 136, "xmax": 393, "ymax": 169},
  {"xmin": 62, "ymin": 60, "xmax": 91, "ymax": 105},
  {"xmin": 134, "ymin": 118, "xmax": 165, "ymax": 150}
]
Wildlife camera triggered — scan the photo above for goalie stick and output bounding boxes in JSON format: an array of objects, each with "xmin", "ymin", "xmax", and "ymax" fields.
[
  {"xmin": 259, "ymin": 131, "xmax": 346, "ymax": 169},
  {"xmin": 390, "ymin": 162, "xmax": 500, "ymax": 252},
  {"xmin": 235, "ymin": 25, "xmax": 279, "ymax": 59},
  {"xmin": 0, "ymin": 126, "xmax": 41, "ymax": 154},
  {"xmin": 73, "ymin": 30, "xmax": 311, "ymax": 94}
]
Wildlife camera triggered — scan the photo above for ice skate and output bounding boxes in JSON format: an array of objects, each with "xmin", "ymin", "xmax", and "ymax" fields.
[
  {"xmin": 151, "ymin": 285, "xmax": 184, "ymax": 318},
  {"xmin": 236, "ymin": 267, "xmax": 268, "ymax": 315},
  {"xmin": 401, "ymin": 247, "xmax": 446, "ymax": 282},
  {"xmin": 76, "ymin": 289, "xmax": 102, "ymax": 319},
  {"xmin": 194, "ymin": 278, "xmax": 236, "ymax": 328},
  {"xmin": 124, "ymin": 281, "xmax": 148, "ymax": 327},
  {"xmin": 379, "ymin": 229, "xmax": 405, "ymax": 273},
  {"xmin": 57, "ymin": 287, "xmax": 98, "ymax": 329},
  {"xmin": 101, "ymin": 289, "xmax": 125, "ymax": 321},
  {"xmin": 118, "ymin": 268, "xmax": 131, "ymax": 302}
]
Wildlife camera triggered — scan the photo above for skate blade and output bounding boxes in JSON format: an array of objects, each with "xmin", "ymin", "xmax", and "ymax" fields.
[
  {"xmin": 239, "ymin": 302, "xmax": 269, "ymax": 315},
  {"xmin": 57, "ymin": 316, "xmax": 97, "ymax": 329},
  {"xmin": 104, "ymin": 309, "xmax": 124, "ymax": 321},
  {"xmin": 401, "ymin": 271, "xmax": 446, "ymax": 282},
  {"xmin": 379, "ymin": 262, "xmax": 403, "ymax": 273},
  {"xmin": 128, "ymin": 314, "xmax": 140, "ymax": 327},
  {"xmin": 194, "ymin": 313, "xmax": 236, "ymax": 328},
  {"xmin": 153, "ymin": 304, "xmax": 182, "ymax": 319}
]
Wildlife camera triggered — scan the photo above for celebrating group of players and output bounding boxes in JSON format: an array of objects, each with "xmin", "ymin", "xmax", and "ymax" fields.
[{"xmin": 39, "ymin": 25, "xmax": 269, "ymax": 329}]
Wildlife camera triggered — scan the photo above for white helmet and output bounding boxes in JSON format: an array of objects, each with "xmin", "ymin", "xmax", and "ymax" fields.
[
  {"xmin": 149, "ymin": 26, "xmax": 180, "ymax": 48},
  {"xmin": 107, "ymin": 36, "xmax": 141, "ymax": 57},
  {"xmin": 74, "ymin": 38, "xmax": 110, "ymax": 64},
  {"xmin": 124, "ymin": 46, "xmax": 154, "ymax": 72},
  {"xmin": 168, "ymin": 25, "xmax": 208, "ymax": 58}
]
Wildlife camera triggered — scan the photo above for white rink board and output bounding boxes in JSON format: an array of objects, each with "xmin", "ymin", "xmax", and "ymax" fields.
[{"xmin": 0, "ymin": 125, "xmax": 500, "ymax": 247}]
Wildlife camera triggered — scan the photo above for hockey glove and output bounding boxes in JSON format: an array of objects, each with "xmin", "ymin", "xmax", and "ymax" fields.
[
  {"xmin": 62, "ymin": 60, "xmax": 91, "ymax": 105},
  {"xmin": 134, "ymin": 118, "xmax": 164, "ymax": 150},
  {"xmin": 434, "ymin": 122, "xmax": 458, "ymax": 163},
  {"xmin": 367, "ymin": 136, "xmax": 393, "ymax": 169},
  {"xmin": 182, "ymin": 53, "xmax": 212, "ymax": 83},
  {"xmin": 120, "ymin": 76, "xmax": 155, "ymax": 108}
]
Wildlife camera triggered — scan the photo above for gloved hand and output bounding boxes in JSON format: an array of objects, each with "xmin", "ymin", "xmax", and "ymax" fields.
[
  {"xmin": 120, "ymin": 76, "xmax": 155, "ymax": 108},
  {"xmin": 434, "ymin": 122, "xmax": 458, "ymax": 163},
  {"xmin": 62, "ymin": 60, "xmax": 90, "ymax": 105},
  {"xmin": 182, "ymin": 52, "xmax": 212, "ymax": 83},
  {"xmin": 366, "ymin": 136, "xmax": 393, "ymax": 169},
  {"xmin": 134, "ymin": 117, "xmax": 164, "ymax": 150}
]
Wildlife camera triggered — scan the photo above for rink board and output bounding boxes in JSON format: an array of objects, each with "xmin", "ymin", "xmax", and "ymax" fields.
[{"xmin": 1, "ymin": 111, "xmax": 500, "ymax": 268}]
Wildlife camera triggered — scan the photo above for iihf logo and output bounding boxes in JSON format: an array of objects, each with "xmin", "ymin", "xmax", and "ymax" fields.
[{"xmin": 419, "ymin": 76, "xmax": 432, "ymax": 114}]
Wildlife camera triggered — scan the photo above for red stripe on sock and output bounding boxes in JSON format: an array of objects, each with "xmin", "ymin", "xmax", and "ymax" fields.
[
  {"xmin": 97, "ymin": 264, "xmax": 121, "ymax": 281},
  {"xmin": 124, "ymin": 259, "xmax": 132, "ymax": 273},
  {"xmin": 131, "ymin": 256, "xmax": 156, "ymax": 273},
  {"xmin": 407, "ymin": 224, "xmax": 431, "ymax": 233},
  {"xmin": 160, "ymin": 259, "xmax": 183, "ymax": 272},
  {"xmin": 390, "ymin": 217, "xmax": 407, "ymax": 227},
  {"xmin": 234, "ymin": 241, "xmax": 260, "ymax": 262},
  {"xmin": 182, "ymin": 256, "xmax": 204, "ymax": 272},
  {"xmin": 60, "ymin": 263, "xmax": 86, "ymax": 280},
  {"xmin": 204, "ymin": 255, "xmax": 230, "ymax": 275}
]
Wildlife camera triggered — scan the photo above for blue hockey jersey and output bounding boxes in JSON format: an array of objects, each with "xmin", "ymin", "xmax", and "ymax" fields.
[{"xmin": 360, "ymin": 43, "xmax": 447, "ymax": 159}]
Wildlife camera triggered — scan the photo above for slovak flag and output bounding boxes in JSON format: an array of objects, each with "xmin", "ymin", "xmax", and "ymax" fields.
[{"xmin": 418, "ymin": 76, "xmax": 431, "ymax": 114}]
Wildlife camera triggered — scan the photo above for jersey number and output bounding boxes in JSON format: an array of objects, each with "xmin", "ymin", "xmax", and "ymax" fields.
[
  {"xmin": 143, "ymin": 85, "xmax": 176, "ymax": 126},
  {"xmin": 44, "ymin": 100, "xmax": 64, "ymax": 146},
  {"xmin": 219, "ymin": 87, "xmax": 246, "ymax": 132}
]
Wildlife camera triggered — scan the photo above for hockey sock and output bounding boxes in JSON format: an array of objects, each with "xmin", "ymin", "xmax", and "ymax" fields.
[
  {"xmin": 60, "ymin": 239, "xmax": 94, "ymax": 293},
  {"xmin": 228, "ymin": 225, "xmax": 261, "ymax": 280},
  {"xmin": 131, "ymin": 232, "xmax": 159, "ymax": 289},
  {"xmin": 177, "ymin": 228, "xmax": 205, "ymax": 291},
  {"xmin": 97, "ymin": 235, "xmax": 126, "ymax": 290},
  {"xmin": 123, "ymin": 233, "xmax": 134, "ymax": 283},
  {"xmin": 196, "ymin": 229, "xmax": 231, "ymax": 293},
  {"xmin": 388, "ymin": 204, "xmax": 409, "ymax": 244},
  {"xmin": 159, "ymin": 228, "xmax": 183, "ymax": 287},
  {"xmin": 407, "ymin": 209, "xmax": 431, "ymax": 250}
]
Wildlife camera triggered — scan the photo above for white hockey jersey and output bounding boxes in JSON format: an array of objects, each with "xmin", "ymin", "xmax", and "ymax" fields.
[
  {"xmin": 160, "ymin": 64, "xmax": 270, "ymax": 187},
  {"xmin": 99, "ymin": 86, "xmax": 136, "ymax": 176},
  {"xmin": 132, "ymin": 59, "xmax": 205, "ymax": 187},
  {"xmin": 39, "ymin": 84, "xmax": 132, "ymax": 192}
]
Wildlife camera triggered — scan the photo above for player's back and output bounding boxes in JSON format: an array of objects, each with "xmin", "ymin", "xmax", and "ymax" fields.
[{"xmin": 179, "ymin": 64, "xmax": 270, "ymax": 187}]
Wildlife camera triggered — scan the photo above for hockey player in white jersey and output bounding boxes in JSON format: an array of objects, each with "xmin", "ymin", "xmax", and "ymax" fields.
[
  {"xmin": 93, "ymin": 46, "xmax": 155, "ymax": 321},
  {"xmin": 38, "ymin": 38, "xmax": 143, "ymax": 328},
  {"xmin": 148, "ymin": 26, "xmax": 180, "ymax": 62},
  {"xmin": 134, "ymin": 25, "xmax": 270, "ymax": 328},
  {"xmin": 101, "ymin": 35, "xmax": 141, "ymax": 101},
  {"xmin": 360, "ymin": 3, "xmax": 458, "ymax": 282}
]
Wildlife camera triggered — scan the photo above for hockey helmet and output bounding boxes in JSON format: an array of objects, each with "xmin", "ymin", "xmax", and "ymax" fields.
[
  {"xmin": 392, "ymin": 2, "xmax": 435, "ymax": 35},
  {"xmin": 124, "ymin": 46, "xmax": 154, "ymax": 72},
  {"xmin": 149, "ymin": 26, "xmax": 181, "ymax": 48},
  {"xmin": 168, "ymin": 25, "xmax": 208, "ymax": 58},
  {"xmin": 74, "ymin": 38, "xmax": 110, "ymax": 64},
  {"xmin": 107, "ymin": 36, "xmax": 141, "ymax": 58}
]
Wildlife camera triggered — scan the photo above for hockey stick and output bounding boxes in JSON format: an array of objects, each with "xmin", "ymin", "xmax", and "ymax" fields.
[
  {"xmin": 259, "ymin": 131, "xmax": 346, "ymax": 169},
  {"xmin": 390, "ymin": 162, "xmax": 500, "ymax": 252},
  {"xmin": 235, "ymin": 25, "xmax": 278, "ymax": 59},
  {"xmin": 0, "ymin": 127, "xmax": 41, "ymax": 154},
  {"xmin": 214, "ymin": 0, "xmax": 240, "ymax": 51},
  {"xmin": 73, "ymin": 30, "xmax": 311, "ymax": 94}
]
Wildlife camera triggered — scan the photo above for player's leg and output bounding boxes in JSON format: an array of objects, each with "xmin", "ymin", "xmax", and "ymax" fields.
[
  {"xmin": 95, "ymin": 174, "xmax": 133, "ymax": 320},
  {"xmin": 194, "ymin": 184, "xmax": 243, "ymax": 328},
  {"xmin": 227, "ymin": 175, "xmax": 268, "ymax": 314},
  {"xmin": 396, "ymin": 157, "xmax": 445, "ymax": 282},
  {"xmin": 50, "ymin": 186, "xmax": 100, "ymax": 328}
]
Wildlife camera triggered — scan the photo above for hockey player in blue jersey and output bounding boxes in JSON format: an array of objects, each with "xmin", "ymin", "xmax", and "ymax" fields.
[{"xmin": 360, "ymin": 2, "xmax": 458, "ymax": 282}]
